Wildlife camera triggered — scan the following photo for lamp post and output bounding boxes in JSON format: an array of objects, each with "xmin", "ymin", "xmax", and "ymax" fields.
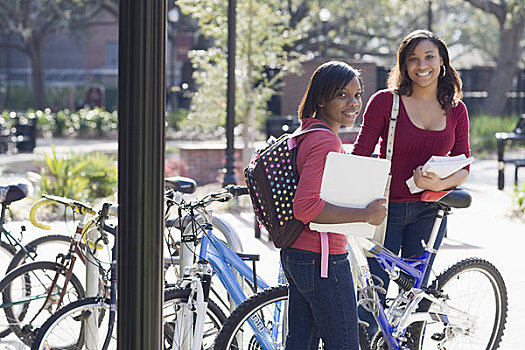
[
  {"xmin": 223, "ymin": 0, "xmax": 237, "ymax": 186},
  {"xmin": 167, "ymin": 7, "xmax": 179, "ymax": 112},
  {"xmin": 428, "ymin": 0, "xmax": 433, "ymax": 31},
  {"xmin": 319, "ymin": 8, "xmax": 331, "ymax": 58}
]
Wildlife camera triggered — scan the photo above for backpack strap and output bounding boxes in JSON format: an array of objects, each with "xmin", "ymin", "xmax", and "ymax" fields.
[
  {"xmin": 286, "ymin": 122, "xmax": 334, "ymax": 278},
  {"xmin": 287, "ymin": 123, "xmax": 333, "ymax": 150},
  {"xmin": 320, "ymin": 232, "xmax": 329, "ymax": 278}
]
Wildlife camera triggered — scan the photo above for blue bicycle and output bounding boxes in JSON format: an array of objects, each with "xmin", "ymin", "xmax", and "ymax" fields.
[
  {"xmin": 33, "ymin": 184, "xmax": 275, "ymax": 349},
  {"xmin": 214, "ymin": 188, "xmax": 508, "ymax": 350}
]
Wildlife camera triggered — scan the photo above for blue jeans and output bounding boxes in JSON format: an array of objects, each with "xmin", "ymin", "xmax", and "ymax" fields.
[
  {"xmin": 358, "ymin": 201, "xmax": 447, "ymax": 339},
  {"xmin": 280, "ymin": 248, "xmax": 359, "ymax": 350}
]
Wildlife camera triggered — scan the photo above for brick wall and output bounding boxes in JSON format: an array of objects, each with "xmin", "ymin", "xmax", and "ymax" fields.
[{"xmin": 178, "ymin": 146, "xmax": 245, "ymax": 185}]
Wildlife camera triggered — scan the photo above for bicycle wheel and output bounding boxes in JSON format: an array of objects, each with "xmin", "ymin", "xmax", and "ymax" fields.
[
  {"xmin": 0, "ymin": 240, "xmax": 16, "ymax": 272},
  {"xmin": 214, "ymin": 285, "xmax": 288, "ymax": 350},
  {"xmin": 0, "ymin": 260, "xmax": 85, "ymax": 346},
  {"xmin": 408, "ymin": 258, "xmax": 507, "ymax": 350},
  {"xmin": 163, "ymin": 287, "xmax": 228, "ymax": 350},
  {"xmin": 31, "ymin": 297, "xmax": 107, "ymax": 350},
  {"xmin": 7, "ymin": 234, "xmax": 73, "ymax": 272},
  {"xmin": 32, "ymin": 287, "xmax": 227, "ymax": 350},
  {"xmin": 214, "ymin": 285, "xmax": 371, "ymax": 350},
  {"xmin": 0, "ymin": 240, "xmax": 16, "ymax": 337}
]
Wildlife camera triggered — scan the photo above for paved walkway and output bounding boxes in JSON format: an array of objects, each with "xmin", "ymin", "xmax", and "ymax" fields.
[{"xmin": 1, "ymin": 139, "xmax": 524, "ymax": 349}]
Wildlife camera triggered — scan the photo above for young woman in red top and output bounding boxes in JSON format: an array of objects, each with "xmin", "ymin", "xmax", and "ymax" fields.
[
  {"xmin": 351, "ymin": 30, "xmax": 470, "ymax": 339},
  {"xmin": 280, "ymin": 61, "xmax": 386, "ymax": 350}
]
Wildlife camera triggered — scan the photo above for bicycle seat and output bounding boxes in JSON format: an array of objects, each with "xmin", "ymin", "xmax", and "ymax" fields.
[
  {"xmin": 0, "ymin": 182, "xmax": 32, "ymax": 205},
  {"xmin": 165, "ymin": 176, "xmax": 197, "ymax": 194},
  {"xmin": 421, "ymin": 188, "xmax": 472, "ymax": 208}
]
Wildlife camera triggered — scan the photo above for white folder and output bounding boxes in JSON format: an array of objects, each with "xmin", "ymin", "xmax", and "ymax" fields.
[{"xmin": 309, "ymin": 152, "xmax": 391, "ymax": 238}]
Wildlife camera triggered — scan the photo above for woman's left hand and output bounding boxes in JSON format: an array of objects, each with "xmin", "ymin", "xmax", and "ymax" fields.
[{"xmin": 413, "ymin": 166, "xmax": 442, "ymax": 191}]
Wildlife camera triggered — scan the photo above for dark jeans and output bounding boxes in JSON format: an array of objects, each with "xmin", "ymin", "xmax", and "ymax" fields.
[
  {"xmin": 358, "ymin": 201, "xmax": 447, "ymax": 339},
  {"xmin": 280, "ymin": 248, "xmax": 359, "ymax": 350}
]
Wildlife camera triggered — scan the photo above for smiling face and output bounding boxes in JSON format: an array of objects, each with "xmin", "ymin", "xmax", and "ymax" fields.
[
  {"xmin": 405, "ymin": 39, "xmax": 443, "ymax": 90},
  {"xmin": 316, "ymin": 76, "xmax": 362, "ymax": 131}
]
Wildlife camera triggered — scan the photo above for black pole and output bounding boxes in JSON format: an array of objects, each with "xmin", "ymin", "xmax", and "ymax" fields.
[
  {"xmin": 118, "ymin": 0, "xmax": 165, "ymax": 348},
  {"xmin": 428, "ymin": 0, "xmax": 433, "ymax": 31},
  {"xmin": 223, "ymin": 0, "xmax": 237, "ymax": 186}
]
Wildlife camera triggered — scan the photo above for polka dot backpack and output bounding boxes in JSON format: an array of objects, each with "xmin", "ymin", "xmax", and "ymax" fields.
[{"xmin": 244, "ymin": 123, "xmax": 332, "ymax": 248}]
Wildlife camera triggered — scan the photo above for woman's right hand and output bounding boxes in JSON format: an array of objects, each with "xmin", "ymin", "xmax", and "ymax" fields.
[{"xmin": 365, "ymin": 198, "xmax": 387, "ymax": 226}]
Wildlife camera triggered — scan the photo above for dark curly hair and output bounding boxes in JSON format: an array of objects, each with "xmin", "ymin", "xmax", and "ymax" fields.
[{"xmin": 387, "ymin": 30, "xmax": 463, "ymax": 112}]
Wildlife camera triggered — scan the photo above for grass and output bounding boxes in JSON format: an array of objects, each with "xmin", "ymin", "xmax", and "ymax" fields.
[{"xmin": 469, "ymin": 114, "xmax": 521, "ymax": 159}]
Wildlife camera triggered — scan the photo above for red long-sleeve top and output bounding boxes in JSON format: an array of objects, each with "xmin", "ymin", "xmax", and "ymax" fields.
[
  {"xmin": 351, "ymin": 89, "xmax": 471, "ymax": 202},
  {"xmin": 289, "ymin": 118, "xmax": 348, "ymax": 254}
]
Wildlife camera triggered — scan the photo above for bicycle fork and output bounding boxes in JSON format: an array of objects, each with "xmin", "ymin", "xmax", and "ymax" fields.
[{"xmin": 173, "ymin": 263, "xmax": 212, "ymax": 350}]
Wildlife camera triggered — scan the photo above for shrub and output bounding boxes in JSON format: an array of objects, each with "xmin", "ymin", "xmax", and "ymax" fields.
[
  {"xmin": 469, "ymin": 114, "xmax": 518, "ymax": 155},
  {"xmin": 39, "ymin": 148, "xmax": 89, "ymax": 200},
  {"xmin": 0, "ymin": 108, "xmax": 118, "ymax": 138},
  {"xmin": 512, "ymin": 180, "xmax": 525, "ymax": 221},
  {"xmin": 165, "ymin": 158, "xmax": 189, "ymax": 177},
  {"xmin": 39, "ymin": 147, "xmax": 117, "ymax": 201},
  {"xmin": 77, "ymin": 153, "xmax": 118, "ymax": 199},
  {"xmin": 166, "ymin": 108, "xmax": 190, "ymax": 130}
]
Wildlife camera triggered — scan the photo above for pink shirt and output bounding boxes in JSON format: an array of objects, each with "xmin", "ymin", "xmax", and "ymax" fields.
[
  {"xmin": 351, "ymin": 89, "xmax": 470, "ymax": 202},
  {"xmin": 290, "ymin": 118, "xmax": 348, "ymax": 254}
]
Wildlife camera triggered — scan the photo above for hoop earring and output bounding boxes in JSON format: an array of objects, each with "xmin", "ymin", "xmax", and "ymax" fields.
[{"xmin": 441, "ymin": 65, "xmax": 446, "ymax": 78}]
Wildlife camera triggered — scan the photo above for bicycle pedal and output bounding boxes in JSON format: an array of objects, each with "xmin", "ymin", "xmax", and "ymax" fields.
[{"xmin": 431, "ymin": 332, "xmax": 445, "ymax": 341}]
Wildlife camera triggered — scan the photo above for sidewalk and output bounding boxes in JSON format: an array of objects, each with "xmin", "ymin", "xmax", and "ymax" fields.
[{"xmin": 1, "ymin": 140, "xmax": 524, "ymax": 349}]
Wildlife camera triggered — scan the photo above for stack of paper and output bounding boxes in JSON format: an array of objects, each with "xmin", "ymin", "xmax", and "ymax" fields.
[
  {"xmin": 309, "ymin": 152, "xmax": 391, "ymax": 238},
  {"xmin": 406, "ymin": 154, "xmax": 474, "ymax": 194}
]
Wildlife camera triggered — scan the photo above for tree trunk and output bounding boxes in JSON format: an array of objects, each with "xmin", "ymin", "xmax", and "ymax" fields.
[
  {"xmin": 27, "ymin": 37, "xmax": 46, "ymax": 109},
  {"xmin": 484, "ymin": 18, "xmax": 525, "ymax": 116}
]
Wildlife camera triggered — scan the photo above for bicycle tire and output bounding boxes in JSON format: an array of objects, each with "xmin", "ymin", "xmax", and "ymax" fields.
[
  {"xmin": 32, "ymin": 287, "xmax": 228, "ymax": 350},
  {"xmin": 214, "ymin": 285, "xmax": 288, "ymax": 350},
  {"xmin": 215, "ymin": 285, "xmax": 370, "ymax": 350},
  {"xmin": 0, "ymin": 260, "xmax": 85, "ymax": 346},
  {"xmin": 0, "ymin": 240, "xmax": 16, "ymax": 271},
  {"xmin": 0, "ymin": 240, "xmax": 16, "ymax": 337},
  {"xmin": 7, "ymin": 234, "xmax": 73, "ymax": 272},
  {"xmin": 407, "ymin": 258, "xmax": 507, "ymax": 350},
  {"xmin": 163, "ymin": 287, "xmax": 228, "ymax": 350},
  {"xmin": 31, "ymin": 297, "xmax": 108, "ymax": 350}
]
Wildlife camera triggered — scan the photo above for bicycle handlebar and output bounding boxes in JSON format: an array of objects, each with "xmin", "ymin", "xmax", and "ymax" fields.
[{"xmin": 29, "ymin": 195, "xmax": 97, "ymax": 230}]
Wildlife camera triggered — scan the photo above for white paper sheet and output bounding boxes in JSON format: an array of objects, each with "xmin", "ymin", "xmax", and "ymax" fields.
[
  {"xmin": 309, "ymin": 152, "xmax": 391, "ymax": 237},
  {"xmin": 406, "ymin": 154, "xmax": 474, "ymax": 194}
]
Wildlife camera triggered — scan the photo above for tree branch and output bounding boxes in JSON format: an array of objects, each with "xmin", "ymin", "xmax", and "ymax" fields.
[
  {"xmin": 463, "ymin": 0, "xmax": 506, "ymax": 22},
  {"xmin": 100, "ymin": 0, "xmax": 118, "ymax": 18}
]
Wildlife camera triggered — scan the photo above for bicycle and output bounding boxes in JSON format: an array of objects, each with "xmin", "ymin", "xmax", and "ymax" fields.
[
  {"xmin": 1, "ymin": 176, "xmax": 242, "ymax": 347},
  {"xmin": 163, "ymin": 176, "xmax": 243, "ymax": 288},
  {"xmin": 213, "ymin": 188, "xmax": 508, "ymax": 350},
  {"xmin": 0, "ymin": 182, "xmax": 75, "ymax": 275},
  {"xmin": 0, "ymin": 194, "xmax": 108, "ymax": 346},
  {"xmin": 0, "ymin": 185, "xmax": 86, "ymax": 339},
  {"xmin": 32, "ymin": 184, "xmax": 274, "ymax": 350},
  {"xmin": 31, "ymin": 200, "xmax": 230, "ymax": 350}
]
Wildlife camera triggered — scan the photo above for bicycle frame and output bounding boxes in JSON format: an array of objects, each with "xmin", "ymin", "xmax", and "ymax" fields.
[
  {"xmin": 237, "ymin": 204, "xmax": 475, "ymax": 350},
  {"xmin": 0, "ymin": 202, "xmax": 33, "ymax": 260},
  {"xmin": 175, "ymin": 213, "xmax": 272, "ymax": 350},
  {"xmin": 348, "ymin": 206, "xmax": 474, "ymax": 350}
]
